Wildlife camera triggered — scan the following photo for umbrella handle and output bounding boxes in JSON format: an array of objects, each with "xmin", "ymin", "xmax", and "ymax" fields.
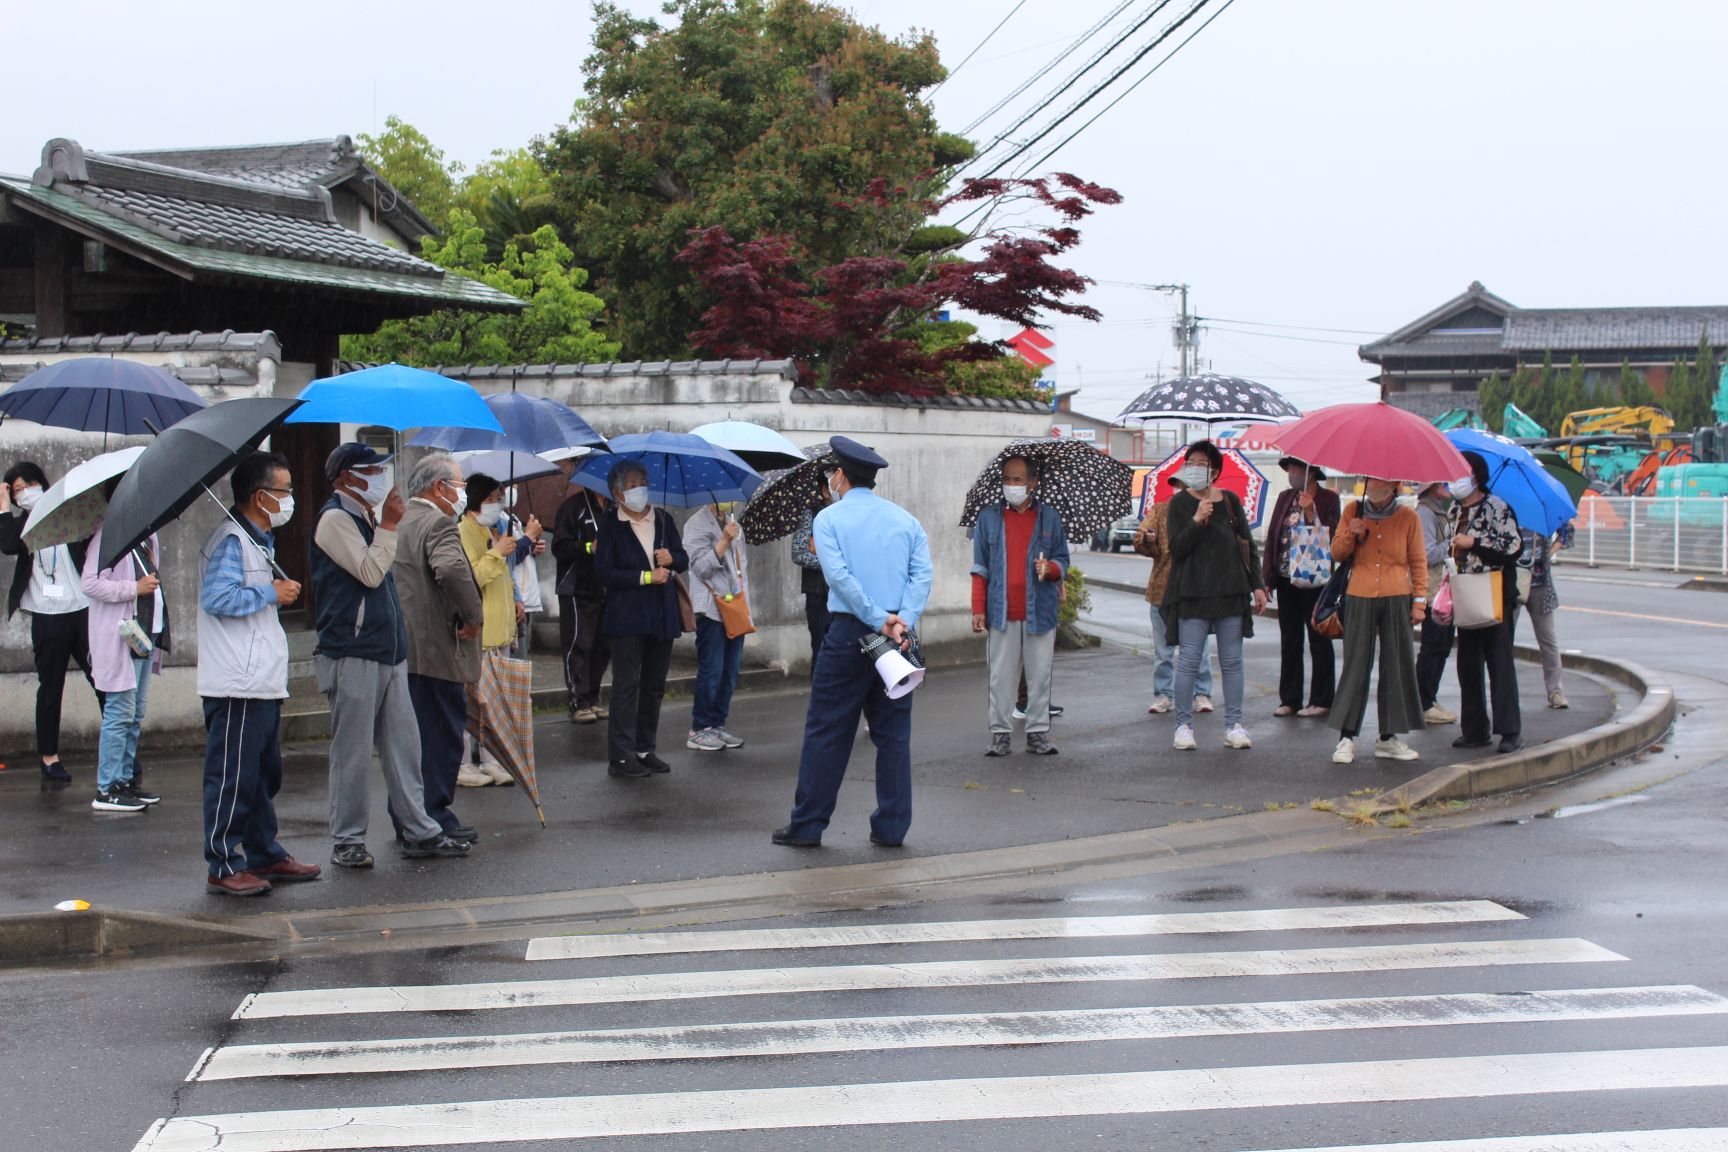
[{"xmin": 198, "ymin": 483, "xmax": 292, "ymax": 582}]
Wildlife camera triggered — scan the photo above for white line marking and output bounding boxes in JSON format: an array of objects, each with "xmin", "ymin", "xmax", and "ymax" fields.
[
  {"xmin": 234, "ymin": 938, "xmax": 1623, "ymax": 1019},
  {"xmin": 131, "ymin": 1045, "xmax": 1728, "ymax": 1151},
  {"xmin": 524, "ymin": 900, "xmax": 1526, "ymax": 960},
  {"xmin": 1247, "ymin": 1130, "xmax": 1728, "ymax": 1151},
  {"xmin": 193, "ymin": 985, "xmax": 1728, "ymax": 1081}
]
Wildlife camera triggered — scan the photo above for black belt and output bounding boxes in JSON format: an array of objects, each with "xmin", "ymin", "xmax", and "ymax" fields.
[{"xmin": 832, "ymin": 612, "xmax": 897, "ymax": 625}]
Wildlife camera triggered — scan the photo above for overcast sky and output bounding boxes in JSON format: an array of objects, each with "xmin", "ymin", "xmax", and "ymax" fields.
[{"xmin": 7, "ymin": 1, "xmax": 1724, "ymax": 420}]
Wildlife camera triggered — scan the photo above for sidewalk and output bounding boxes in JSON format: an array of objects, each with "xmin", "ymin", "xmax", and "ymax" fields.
[{"xmin": 0, "ymin": 628, "xmax": 1616, "ymax": 924}]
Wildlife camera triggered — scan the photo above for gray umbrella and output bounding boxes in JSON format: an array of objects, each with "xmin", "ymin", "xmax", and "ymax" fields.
[{"xmin": 1117, "ymin": 373, "xmax": 1301, "ymax": 424}]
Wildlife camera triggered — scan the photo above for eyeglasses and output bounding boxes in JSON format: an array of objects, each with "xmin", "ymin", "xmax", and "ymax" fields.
[{"xmin": 263, "ymin": 487, "xmax": 294, "ymax": 498}]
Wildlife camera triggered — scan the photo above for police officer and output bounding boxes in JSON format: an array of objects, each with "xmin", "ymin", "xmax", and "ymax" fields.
[{"xmin": 774, "ymin": 437, "xmax": 933, "ymax": 849}]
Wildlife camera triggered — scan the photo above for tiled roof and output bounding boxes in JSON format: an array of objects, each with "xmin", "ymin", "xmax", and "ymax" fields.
[
  {"xmin": 790, "ymin": 385, "xmax": 1049, "ymax": 412},
  {"xmin": 1504, "ymin": 308, "xmax": 1728, "ymax": 351},
  {"xmin": 2, "ymin": 166, "xmax": 519, "ymax": 312},
  {"xmin": 0, "ymin": 330, "xmax": 281, "ymax": 356},
  {"xmin": 113, "ymin": 139, "xmax": 357, "ymax": 193}
]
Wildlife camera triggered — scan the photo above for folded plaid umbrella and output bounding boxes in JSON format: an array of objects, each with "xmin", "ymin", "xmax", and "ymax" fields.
[
  {"xmin": 739, "ymin": 443, "xmax": 834, "ymax": 545},
  {"xmin": 959, "ymin": 438, "xmax": 1135, "ymax": 538},
  {"xmin": 466, "ymin": 649, "xmax": 544, "ymax": 827}
]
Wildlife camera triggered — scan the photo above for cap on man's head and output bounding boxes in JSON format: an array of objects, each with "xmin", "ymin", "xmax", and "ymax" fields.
[
  {"xmin": 828, "ymin": 436, "xmax": 888, "ymax": 481},
  {"xmin": 325, "ymin": 442, "xmax": 393, "ymax": 482}
]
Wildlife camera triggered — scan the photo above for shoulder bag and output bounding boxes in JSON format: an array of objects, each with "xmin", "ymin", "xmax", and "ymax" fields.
[
  {"xmin": 699, "ymin": 534, "xmax": 755, "ymax": 640},
  {"xmin": 654, "ymin": 511, "xmax": 697, "ymax": 634}
]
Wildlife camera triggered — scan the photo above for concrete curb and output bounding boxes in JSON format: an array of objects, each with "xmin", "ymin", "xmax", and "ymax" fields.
[
  {"xmin": 1082, "ymin": 571, "xmax": 1679, "ymax": 810},
  {"xmin": 0, "ymin": 908, "xmax": 280, "ymax": 965}
]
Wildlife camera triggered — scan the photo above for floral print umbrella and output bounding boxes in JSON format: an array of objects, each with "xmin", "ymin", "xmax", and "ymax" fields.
[
  {"xmin": 21, "ymin": 445, "xmax": 146, "ymax": 552},
  {"xmin": 1116, "ymin": 373, "xmax": 1302, "ymax": 424},
  {"xmin": 959, "ymin": 438, "xmax": 1135, "ymax": 538},
  {"xmin": 739, "ymin": 443, "xmax": 835, "ymax": 545}
]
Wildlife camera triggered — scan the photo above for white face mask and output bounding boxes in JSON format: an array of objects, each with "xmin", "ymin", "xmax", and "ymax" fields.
[
  {"xmin": 621, "ymin": 487, "xmax": 650, "ymax": 514},
  {"xmin": 264, "ymin": 493, "xmax": 294, "ymax": 529},
  {"xmin": 355, "ymin": 468, "xmax": 393, "ymax": 508},
  {"xmin": 14, "ymin": 485, "xmax": 42, "ymax": 511},
  {"xmin": 1448, "ymin": 478, "xmax": 1475, "ymax": 501},
  {"xmin": 1178, "ymin": 464, "xmax": 1212, "ymax": 490},
  {"xmin": 1002, "ymin": 484, "xmax": 1029, "ymax": 507},
  {"xmin": 479, "ymin": 502, "xmax": 504, "ymax": 527},
  {"xmin": 445, "ymin": 483, "xmax": 468, "ymax": 518},
  {"xmin": 826, "ymin": 472, "xmax": 843, "ymax": 501}
]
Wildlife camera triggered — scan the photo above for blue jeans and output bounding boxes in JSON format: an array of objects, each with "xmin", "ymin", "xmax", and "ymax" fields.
[
  {"xmin": 1150, "ymin": 603, "xmax": 1211, "ymax": 701},
  {"xmin": 1175, "ymin": 615, "xmax": 1245, "ymax": 728},
  {"xmin": 97, "ymin": 655, "xmax": 152, "ymax": 792},
  {"xmin": 692, "ymin": 615, "xmax": 745, "ymax": 731}
]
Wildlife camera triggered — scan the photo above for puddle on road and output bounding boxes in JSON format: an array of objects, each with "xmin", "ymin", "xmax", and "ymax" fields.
[{"xmin": 1540, "ymin": 794, "xmax": 1650, "ymax": 819}]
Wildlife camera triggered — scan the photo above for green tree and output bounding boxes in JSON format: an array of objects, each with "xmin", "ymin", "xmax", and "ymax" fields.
[
  {"xmin": 541, "ymin": 0, "xmax": 968, "ymax": 358},
  {"xmin": 914, "ymin": 319, "xmax": 1045, "ymax": 400},
  {"xmin": 454, "ymin": 149, "xmax": 558, "ymax": 261},
  {"xmin": 1479, "ymin": 371, "xmax": 1508, "ymax": 433},
  {"xmin": 356, "ymin": 116, "xmax": 460, "ymax": 232},
  {"xmin": 341, "ymin": 209, "xmax": 620, "ymax": 366}
]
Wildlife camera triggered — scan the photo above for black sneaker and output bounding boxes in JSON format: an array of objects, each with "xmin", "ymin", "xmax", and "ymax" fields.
[
  {"xmin": 401, "ymin": 834, "xmax": 471, "ymax": 859},
  {"xmin": 91, "ymin": 788, "xmax": 146, "ymax": 813},
  {"xmin": 1048, "ymin": 703, "xmax": 1065, "ymax": 717},
  {"xmin": 636, "ymin": 752, "xmax": 672, "ymax": 774},
  {"xmin": 39, "ymin": 760, "xmax": 72, "ymax": 784},
  {"xmin": 120, "ymin": 780, "xmax": 160, "ymax": 805},
  {"xmin": 331, "ymin": 844, "xmax": 375, "ymax": 869},
  {"xmin": 609, "ymin": 758, "xmax": 650, "ymax": 778}
]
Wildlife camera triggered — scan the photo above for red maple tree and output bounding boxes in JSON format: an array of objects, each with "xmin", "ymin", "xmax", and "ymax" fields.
[{"xmin": 676, "ymin": 173, "xmax": 1121, "ymax": 395}]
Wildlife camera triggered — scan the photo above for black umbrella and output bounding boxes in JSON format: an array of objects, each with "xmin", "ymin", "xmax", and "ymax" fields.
[
  {"xmin": 959, "ymin": 438, "xmax": 1135, "ymax": 538},
  {"xmin": 739, "ymin": 443, "xmax": 834, "ymax": 545},
  {"xmin": 99, "ymin": 397, "xmax": 304, "ymax": 570},
  {"xmin": 1116, "ymin": 373, "xmax": 1302, "ymax": 424}
]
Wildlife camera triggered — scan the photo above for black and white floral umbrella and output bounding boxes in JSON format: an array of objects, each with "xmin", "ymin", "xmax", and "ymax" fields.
[
  {"xmin": 739, "ymin": 443, "xmax": 835, "ymax": 545},
  {"xmin": 1116, "ymin": 373, "xmax": 1302, "ymax": 424},
  {"xmin": 959, "ymin": 438, "xmax": 1134, "ymax": 538}
]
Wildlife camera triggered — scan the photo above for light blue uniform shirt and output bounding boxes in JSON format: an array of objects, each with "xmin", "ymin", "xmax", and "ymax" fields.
[{"xmin": 815, "ymin": 488, "xmax": 933, "ymax": 631}]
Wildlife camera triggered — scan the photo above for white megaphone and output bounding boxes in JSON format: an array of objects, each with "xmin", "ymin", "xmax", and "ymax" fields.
[{"xmin": 859, "ymin": 632, "xmax": 925, "ymax": 699}]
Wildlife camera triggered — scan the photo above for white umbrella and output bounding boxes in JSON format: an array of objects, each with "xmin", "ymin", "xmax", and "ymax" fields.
[
  {"xmin": 22, "ymin": 446, "xmax": 146, "ymax": 552},
  {"xmin": 690, "ymin": 421, "xmax": 805, "ymax": 471}
]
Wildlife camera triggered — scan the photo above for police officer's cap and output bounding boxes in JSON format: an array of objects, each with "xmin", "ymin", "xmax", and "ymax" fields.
[{"xmin": 828, "ymin": 436, "xmax": 888, "ymax": 480}]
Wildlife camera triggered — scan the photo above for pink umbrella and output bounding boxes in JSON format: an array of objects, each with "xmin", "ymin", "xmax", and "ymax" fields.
[{"xmin": 1270, "ymin": 402, "xmax": 1469, "ymax": 483}]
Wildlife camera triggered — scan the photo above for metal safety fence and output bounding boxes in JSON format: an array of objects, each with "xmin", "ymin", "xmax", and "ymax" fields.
[{"xmin": 1557, "ymin": 496, "xmax": 1728, "ymax": 575}]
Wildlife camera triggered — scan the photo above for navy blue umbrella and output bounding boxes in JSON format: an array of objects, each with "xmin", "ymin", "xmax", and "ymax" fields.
[
  {"xmin": 0, "ymin": 358, "xmax": 206, "ymax": 438},
  {"xmin": 570, "ymin": 431, "xmax": 762, "ymax": 508},
  {"xmin": 409, "ymin": 391, "xmax": 607, "ymax": 454}
]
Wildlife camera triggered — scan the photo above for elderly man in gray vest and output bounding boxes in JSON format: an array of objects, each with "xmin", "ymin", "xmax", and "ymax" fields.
[
  {"xmin": 197, "ymin": 451, "xmax": 321, "ymax": 897},
  {"xmin": 392, "ymin": 452, "xmax": 486, "ymax": 844},
  {"xmin": 311, "ymin": 443, "xmax": 472, "ymax": 870}
]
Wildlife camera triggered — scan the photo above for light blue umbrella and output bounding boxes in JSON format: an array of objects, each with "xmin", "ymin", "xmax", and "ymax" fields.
[
  {"xmin": 689, "ymin": 420, "xmax": 805, "ymax": 471},
  {"xmin": 455, "ymin": 449, "xmax": 560, "ymax": 484},
  {"xmin": 285, "ymin": 364, "xmax": 503, "ymax": 432},
  {"xmin": 570, "ymin": 430, "xmax": 762, "ymax": 508},
  {"xmin": 410, "ymin": 391, "xmax": 606, "ymax": 453},
  {"xmin": 1446, "ymin": 428, "xmax": 1578, "ymax": 535}
]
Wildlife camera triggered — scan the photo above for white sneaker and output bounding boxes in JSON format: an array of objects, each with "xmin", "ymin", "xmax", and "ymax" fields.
[
  {"xmin": 1332, "ymin": 737, "xmax": 1356, "ymax": 764},
  {"xmin": 1011, "ymin": 706, "xmax": 1027, "ymax": 720},
  {"xmin": 1423, "ymin": 704, "xmax": 1457, "ymax": 725},
  {"xmin": 1194, "ymin": 695, "xmax": 1215, "ymax": 713},
  {"xmin": 1374, "ymin": 736, "xmax": 1420, "ymax": 762},
  {"xmin": 456, "ymin": 765, "xmax": 491, "ymax": 787},
  {"xmin": 1223, "ymin": 724, "xmax": 1252, "ymax": 750},
  {"xmin": 1147, "ymin": 696, "xmax": 1173, "ymax": 714},
  {"xmin": 479, "ymin": 761, "xmax": 515, "ymax": 785},
  {"xmin": 1547, "ymin": 691, "xmax": 1569, "ymax": 709},
  {"xmin": 1173, "ymin": 724, "xmax": 1197, "ymax": 751}
]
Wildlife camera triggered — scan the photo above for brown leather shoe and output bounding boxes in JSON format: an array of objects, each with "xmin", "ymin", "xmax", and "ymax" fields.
[
  {"xmin": 206, "ymin": 872, "xmax": 272, "ymax": 897},
  {"xmin": 252, "ymin": 856, "xmax": 322, "ymax": 883}
]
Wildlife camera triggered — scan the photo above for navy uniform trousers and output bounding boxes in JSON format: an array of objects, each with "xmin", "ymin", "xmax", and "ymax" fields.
[{"xmin": 786, "ymin": 613, "xmax": 914, "ymax": 845}]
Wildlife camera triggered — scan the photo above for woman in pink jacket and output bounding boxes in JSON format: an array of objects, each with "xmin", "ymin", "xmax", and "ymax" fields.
[{"xmin": 80, "ymin": 523, "xmax": 168, "ymax": 813}]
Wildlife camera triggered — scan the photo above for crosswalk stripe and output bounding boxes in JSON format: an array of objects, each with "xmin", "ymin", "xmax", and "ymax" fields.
[
  {"xmin": 132, "ymin": 1045, "xmax": 1728, "ymax": 1151},
  {"xmin": 191, "ymin": 984, "xmax": 1728, "ymax": 1081},
  {"xmin": 523, "ymin": 900, "xmax": 1525, "ymax": 961},
  {"xmin": 1247, "ymin": 1131, "xmax": 1728, "ymax": 1151},
  {"xmin": 233, "ymin": 937, "xmax": 1623, "ymax": 1019}
]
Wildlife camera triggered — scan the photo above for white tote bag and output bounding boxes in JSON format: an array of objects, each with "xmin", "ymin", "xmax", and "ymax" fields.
[{"xmin": 1450, "ymin": 569, "xmax": 1504, "ymax": 630}]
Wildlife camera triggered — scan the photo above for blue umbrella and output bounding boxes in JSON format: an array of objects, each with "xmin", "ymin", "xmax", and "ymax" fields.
[
  {"xmin": 284, "ymin": 363, "xmax": 502, "ymax": 432},
  {"xmin": 455, "ymin": 449, "xmax": 561, "ymax": 484},
  {"xmin": 1446, "ymin": 428, "xmax": 1578, "ymax": 535},
  {"xmin": 409, "ymin": 391, "xmax": 607, "ymax": 454},
  {"xmin": 0, "ymin": 358, "xmax": 206, "ymax": 438},
  {"xmin": 689, "ymin": 420, "xmax": 805, "ymax": 471},
  {"xmin": 570, "ymin": 430, "xmax": 762, "ymax": 508}
]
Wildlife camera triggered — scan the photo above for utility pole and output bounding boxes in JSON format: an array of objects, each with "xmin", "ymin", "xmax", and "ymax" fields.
[{"xmin": 1129, "ymin": 282, "xmax": 1196, "ymax": 378}]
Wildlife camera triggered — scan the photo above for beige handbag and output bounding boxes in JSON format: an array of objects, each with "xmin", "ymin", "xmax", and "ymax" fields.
[{"xmin": 1451, "ymin": 569, "xmax": 1505, "ymax": 630}]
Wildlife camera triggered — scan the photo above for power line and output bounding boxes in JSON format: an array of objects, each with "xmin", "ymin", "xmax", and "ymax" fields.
[
  {"xmin": 958, "ymin": 0, "xmax": 1178, "ymax": 178},
  {"xmin": 1198, "ymin": 315, "xmax": 1386, "ymax": 337},
  {"xmin": 1203, "ymin": 326, "xmax": 1364, "ymax": 347},
  {"xmin": 1011, "ymin": 0, "xmax": 1236, "ymax": 176},
  {"xmin": 930, "ymin": 0, "xmax": 1029, "ymax": 97},
  {"xmin": 958, "ymin": 0, "xmax": 1140, "ymax": 135}
]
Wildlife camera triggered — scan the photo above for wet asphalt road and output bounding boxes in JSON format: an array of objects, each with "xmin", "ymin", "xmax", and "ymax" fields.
[{"xmin": 7, "ymin": 740, "xmax": 1724, "ymax": 1152}]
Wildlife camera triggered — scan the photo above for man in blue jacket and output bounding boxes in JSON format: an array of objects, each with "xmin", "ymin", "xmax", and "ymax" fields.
[
  {"xmin": 774, "ymin": 437, "xmax": 932, "ymax": 850},
  {"xmin": 971, "ymin": 454, "xmax": 1069, "ymax": 756}
]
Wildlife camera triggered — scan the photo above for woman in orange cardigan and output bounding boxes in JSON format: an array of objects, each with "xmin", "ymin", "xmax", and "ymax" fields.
[{"xmin": 1329, "ymin": 477, "xmax": 1428, "ymax": 765}]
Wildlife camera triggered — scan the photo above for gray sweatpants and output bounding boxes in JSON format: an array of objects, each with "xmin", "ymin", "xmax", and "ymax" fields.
[
  {"xmin": 1519, "ymin": 605, "xmax": 1565, "ymax": 696},
  {"xmin": 988, "ymin": 621, "xmax": 1056, "ymax": 735},
  {"xmin": 316, "ymin": 654, "xmax": 442, "ymax": 845}
]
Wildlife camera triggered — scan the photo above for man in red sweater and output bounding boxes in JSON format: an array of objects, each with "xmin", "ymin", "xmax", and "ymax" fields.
[{"xmin": 970, "ymin": 455, "xmax": 1070, "ymax": 757}]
